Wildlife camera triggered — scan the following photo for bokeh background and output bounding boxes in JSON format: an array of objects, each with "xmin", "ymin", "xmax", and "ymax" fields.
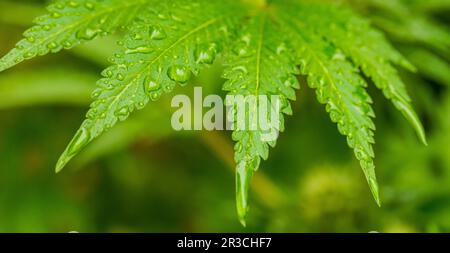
[{"xmin": 0, "ymin": 0, "xmax": 449, "ymax": 232}]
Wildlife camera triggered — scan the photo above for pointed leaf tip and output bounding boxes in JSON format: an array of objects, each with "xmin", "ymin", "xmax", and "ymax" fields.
[
  {"xmin": 236, "ymin": 161, "xmax": 253, "ymax": 227},
  {"xmin": 55, "ymin": 154, "xmax": 70, "ymax": 174},
  {"xmin": 368, "ymin": 176, "xmax": 381, "ymax": 207},
  {"xmin": 239, "ymin": 217, "xmax": 247, "ymax": 227},
  {"xmin": 400, "ymin": 59, "xmax": 417, "ymax": 73},
  {"xmin": 394, "ymin": 100, "xmax": 428, "ymax": 146},
  {"xmin": 55, "ymin": 127, "xmax": 92, "ymax": 173}
]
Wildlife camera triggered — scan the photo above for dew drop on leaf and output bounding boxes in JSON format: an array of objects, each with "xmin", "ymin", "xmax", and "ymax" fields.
[
  {"xmin": 76, "ymin": 27, "xmax": 101, "ymax": 40},
  {"xmin": 149, "ymin": 91, "xmax": 161, "ymax": 101},
  {"xmin": 67, "ymin": 127, "xmax": 91, "ymax": 156},
  {"xmin": 85, "ymin": 2, "xmax": 95, "ymax": 10},
  {"xmin": 355, "ymin": 147, "xmax": 367, "ymax": 160},
  {"xmin": 195, "ymin": 43, "xmax": 217, "ymax": 64},
  {"xmin": 26, "ymin": 36, "xmax": 36, "ymax": 43},
  {"xmin": 276, "ymin": 43, "xmax": 287, "ymax": 55},
  {"xmin": 68, "ymin": 1, "xmax": 79, "ymax": 7},
  {"xmin": 116, "ymin": 73, "xmax": 125, "ymax": 81},
  {"xmin": 42, "ymin": 25, "xmax": 52, "ymax": 31},
  {"xmin": 233, "ymin": 42, "xmax": 251, "ymax": 57},
  {"xmin": 125, "ymin": 46, "xmax": 153, "ymax": 55},
  {"xmin": 144, "ymin": 77, "xmax": 160, "ymax": 93},
  {"xmin": 168, "ymin": 65, "xmax": 191, "ymax": 84},
  {"xmin": 114, "ymin": 107, "xmax": 130, "ymax": 120},
  {"xmin": 47, "ymin": 42, "xmax": 58, "ymax": 50},
  {"xmin": 149, "ymin": 25, "xmax": 167, "ymax": 40}
]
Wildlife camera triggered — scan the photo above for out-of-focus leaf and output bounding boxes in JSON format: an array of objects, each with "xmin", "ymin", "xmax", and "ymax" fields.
[
  {"xmin": 0, "ymin": 1, "xmax": 44, "ymax": 26},
  {"xmin": 401, "ymin": 48, "xmax": 450, "ymax": 87},
  {"xmin": 0, "ymin": 67, "xmax": 96, "ymax": 109}
]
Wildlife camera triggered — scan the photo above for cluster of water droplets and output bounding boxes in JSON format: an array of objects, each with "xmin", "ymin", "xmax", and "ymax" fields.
[{"xmin": 10, "ymin": 0, "xmax": 113, "ymax": 65}]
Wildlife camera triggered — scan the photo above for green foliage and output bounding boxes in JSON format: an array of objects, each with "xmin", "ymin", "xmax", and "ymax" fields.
[
  {"xmin": 0, "ymin": 0, "xmax": 432, "ymax": 225},
  {"xmin": 0, "ymin": 0, "xmax": 153, "ymax": 72},
  {"xmin": 278, "ymin": 9, "xmax": 380, "ymax": 205},
  {"xmin": 55, "ymin": 0, "xmax": 240, "ymax": 173},
  {"xmin": 222, "ymin": 14, "xmax": 299, "ymax": 225}
]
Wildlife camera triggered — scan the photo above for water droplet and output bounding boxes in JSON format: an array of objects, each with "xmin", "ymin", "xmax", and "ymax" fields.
[
  {"xmin": 67, "ymin": 127, "xmax": 91, "ymax": 156},
  {"xmin": 276, "ymin": 43, "xmax": 287, "ymax": 55},
  {"xmin": 115, "ymin": 106, "xmax": 129, "ymax": 120},
  {"xmin": 98, "ymin": 17, "xmax": 107, "ymax": 25},
  {"xmin": 42, "ymin": 25, "xmax": 52, "ymax": 31},
  {"xmin": 150, "ymin": 92, "xmax": 161, "ymax": 101},
  {"xmin": 235, "ymin": 143, "xmax": 243, "ymax": 153},
  {"xmin": 171, "ymin": 14, "xmax": 184, "ymax": 23},
  {"xmin": 144, "ymin": 77, "xmax": 160, "ymax": 93},
  {"xmin": 23, "ymin": 52, "xmax": 35, "ymax": 59},
  {"xmin": 62, "ymin": 41, "xmax": 72, "ymax": 48},
  {"xmin": 47, "ymin": 42, "xmax": 58, "ymax": 50},
  {"xmin": 125, "ymin": 46, "xmax": 153, "ymax": 54},
  {"xmin": 157, "ymin": 14, "xmax": 168, "ymax": 20},
  {"xmin": 76, "ymin": 27, "xmax": 101, "ymax": 40},
  {"xmin": 355, "ymin": 147, "xmax": 367, "ymax": 160},
  {"xmin": 163, "ymin": 83, "xmax": 175, "ymax": 93},
  {"xmin": 51, "ymin": 12, "xmax": 62, "ymax": 18},
  {"xmin": 85, "ymin": 2, "xmax": 95, "ymax": 10},
  {"xmin": 233, "ymin": 42, "xmax": 251, "ymax": 57},
  {"xmin": 102, "ymin": 69, "xmax": 113, "ymax": 78},
  {"xmin": 167, "ymin": 65, "xmax": 191, "ymax": 84},
  {"xmin": 91, "ymin": 91, "xmax": 100, "ymax": 99},
  {"xmin": 132, "ymin": 33, "xmax": 144, "ymax": 40},
  {"xmin": 26, "ymin": 36, "xmax": 36, "ymax": 43},
  {"xmin": 116, "ymin": 73, "xmax": 125, "ymax": 81},
  {"xmin": 149, "ymin": 25, "xmax": 166, "ymax": 40},
  {"xmin": 136, "ymin": 102, "xmax": 146, "ymax": 109},
  {"xmin": 195, "ymin": 43, "xmax": 217, "ymax": 64},
  {"xmin": 68, "ymin": 1, "xmax": 79, "ymax": 7}
]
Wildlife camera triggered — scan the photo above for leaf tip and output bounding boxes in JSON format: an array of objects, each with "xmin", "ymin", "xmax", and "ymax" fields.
[
  {"xmin": 55, "ymin": 153, "xmax": 70, "ymax": 173},
  {"xmin": 236, "ymin": 161, "xmax": 253, "ymax": 227},
  {"xmin": 419, "ymin": 131, "xmax": 428, "ymax": 146},
  {"xmin": 368, "ymin": 176, "xmax": 381, "ymax": 207},
  {"xmin": 239, "ymin": 217, "xmax": 247, "ymax": 227},
  {"xmin": 401, "ymin": 59, "xmax": 417, "ymax": 73}
]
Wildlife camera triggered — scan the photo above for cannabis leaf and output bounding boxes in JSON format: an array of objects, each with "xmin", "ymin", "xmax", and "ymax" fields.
[
  {"xmin": 0, "ymin": 0, "xmax": 153, "ymax": 72},
  {"xmin": 222, "ymin": 13, "xmax": 299, "ymax": 225},
  {"xmin": 281, "ymin": 1, "xmax": 427, "ymax": 146},
  {"xmin": 278, "ymin": 11, "xmax": 380, "ymax": 205},
  {"xmin": 55, "ymin": 0, "xmax": 240, "ymax": 172},
  {"xmin": 0, "ymin": 0, "xmax": 428, "ymax": 225}
]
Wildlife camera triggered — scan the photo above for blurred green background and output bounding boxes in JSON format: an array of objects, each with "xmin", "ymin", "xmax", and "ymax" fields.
[{"xmin": 0, "ymin": 0, "xmax": 449, "ymax": 232}]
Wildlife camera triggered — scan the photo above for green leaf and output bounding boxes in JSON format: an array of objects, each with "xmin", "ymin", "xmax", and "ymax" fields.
[
  {"xmin": 364, "ymin": 0, "xmax": 450, "ymax": 54},
  {"xmin": 0, "ymin": 0, "xmax": 433, "ymax": 226},
  {"xmin": 0, "ymin": 0, "xmax": 154, "ymax": 72},
  {"xmin": 402, "ymin": 48, "xmax": 450, "ymax": 87},
  {"xmin": 222, "ymin": 13, "xmax": 299, "ymax": 225},
  {"xmin": 277, "ymin": 9, "xmax": 380, "ymax": 206},
  {"xmin": 0, "ymin": 67, "xmax": 95, "ymax": 108},
  {"xmin": 282, "ymin": 1, "xmax": 427, "ymax": 145},
  {"xmin": 55, "ymin": 0, "xmax": 240, "ymax": 173}
]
